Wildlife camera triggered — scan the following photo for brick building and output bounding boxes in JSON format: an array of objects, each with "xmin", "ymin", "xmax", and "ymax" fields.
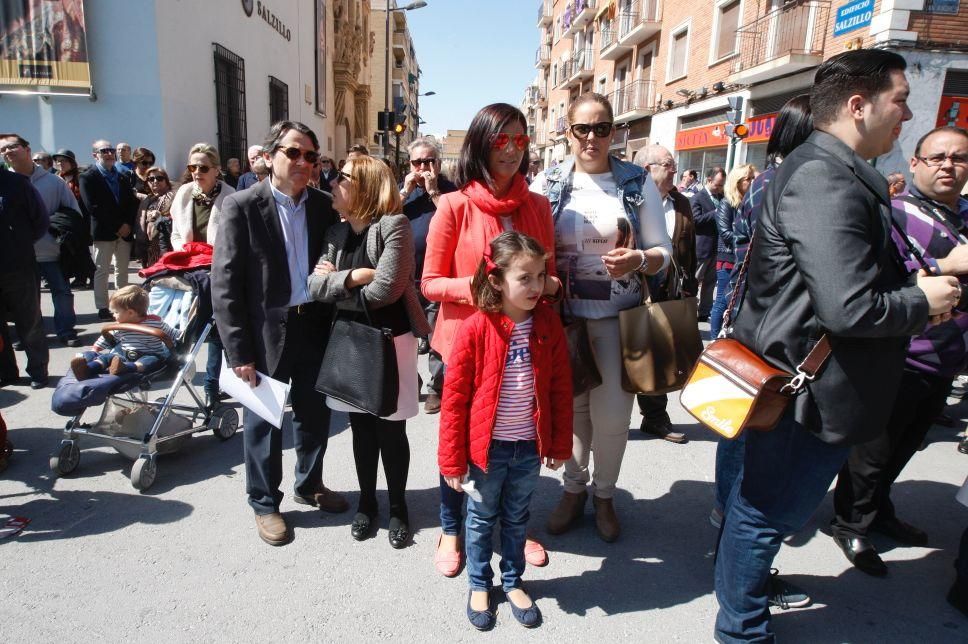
[{"xmin": 524, "ymin": 0, "xmax": 968, "ymax": 178}]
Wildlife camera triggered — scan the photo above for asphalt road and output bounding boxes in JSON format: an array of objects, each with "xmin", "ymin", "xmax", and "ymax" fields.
[{"xmin": 1, "ymin": 270, "xmax": 967, "ymax": 642}]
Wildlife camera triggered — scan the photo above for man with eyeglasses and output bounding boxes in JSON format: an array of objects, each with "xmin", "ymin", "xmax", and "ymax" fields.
[
  {"xmin": 0, "ymin": 134, "xmax": 52, "ymax": 388},
  {"xmin": 632, "ymin": 145, "xmax": 697, "ymax": 443},
  {"xmin": 1, "ymin": 132, "xmax": 83, "ymax": 353},
  {"xmin": 831, "ymin": 125, "xmax": 968, "ymax": 577},
  {"xmin": 399, "ymin": 137, "xmax": 457, "ymax": 414},
  {"xmin": 78, "ymin": 139, "xmax": 139, "ymax": 320},
  {"xmin": 318, "ymin": 156, "xmax": 338, "ymax": 186},
  {"xmin": 213, "ymin": 120, "xmax": 347, "ymax": 546},
  {"xmin": 32, "ymin": 151, "xmax": 55, "ymax": 174},
  {"xmin": 116, "ymin": 142, "xmax": 135, "ymax": 174}
]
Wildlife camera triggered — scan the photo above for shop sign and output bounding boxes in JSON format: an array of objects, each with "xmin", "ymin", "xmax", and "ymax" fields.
[
  {"xmin": 675, "ymin": 122, "xmax": 729, "ymax": 151},
  {"xmin": 936, "ymin": 96, "xmax": 968, "ymax": 129},
  {"xmin": 746, "ymin": 113, "xmax": 776, "ymax": 144},
  {"xmin": 926, "ymin": 0, "xmax": 960, "ymax": 14},
  {"xmin": 243, "ymin": 1, "xmax": 292, "ymax": 41},
  {"xmin": 833, "ymin": 0, "xmax": 873, "ymax": 38}
]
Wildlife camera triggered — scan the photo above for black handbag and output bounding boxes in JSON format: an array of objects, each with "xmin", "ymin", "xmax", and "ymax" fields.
[{"xmin": 315, "ymin": 291, "xmax": 399, "ymax": 417}]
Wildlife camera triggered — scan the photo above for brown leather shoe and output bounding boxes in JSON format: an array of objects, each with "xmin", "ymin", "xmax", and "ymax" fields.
[
  {"xmin": 593, "ymin": 496, "xmax": 620, "ymax": 543},
  {"xmin": 424, "ymin": 393, "xmax": 442, "ymax": 414},
  {"xmin": 546, "ymin": 490, "xmax": 587, "ymax": 535},
  {"xmin": 255, "ymin": 512, "xmax": 291, "ymax": 546},
  {"xmin": 293, "ymin": 486, "xmax": 350, "ymax": 513}
]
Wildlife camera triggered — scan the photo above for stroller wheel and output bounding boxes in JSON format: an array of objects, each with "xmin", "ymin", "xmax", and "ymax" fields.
[
  {"xmin": 209, "ymin": 406, "xmax": 239, "ymax": 441},
  {"xmin": 50, "ymin": 441, "xmax": 80, "ymax": 476},
  {"xmin": 131, "ymin": 455, "xmax": 157, "ymax": 491}
]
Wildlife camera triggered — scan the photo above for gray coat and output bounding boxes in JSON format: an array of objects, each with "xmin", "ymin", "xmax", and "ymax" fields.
[
  {"xmin": 308, "ymin": 213, "xmax": 431, "ymax": 337},
  {"xmin": 732, "ymin": 130, "xmax": 928, "ymax": 446}
]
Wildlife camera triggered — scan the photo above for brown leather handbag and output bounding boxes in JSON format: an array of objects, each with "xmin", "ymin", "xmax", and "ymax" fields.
[
  {"xmin": 679, "ymin": 232, "xmax": 831, "ymax": 439},
  {"xmin": 619, "ymin": 260, "xmax": 704, "ymax": 394}
]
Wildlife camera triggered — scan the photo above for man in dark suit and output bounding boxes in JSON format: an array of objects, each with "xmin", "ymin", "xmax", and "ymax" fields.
[
  {"xmin": 713, "ymin": 50, "xmax": 960, "ymax": 642},
  {"xmin": 213, "ymin": 121, "xmax": 348, "ymax": 546},
  {"xmin": 78, "ymin": 139, "xmax": 139, "ymax": 320},
  {"xmin": 689, "ymin": 166, "xmax": 725, "ymax": 321},
  {"xmin": 633, "ymin": 144, "xmax": 696, "ymax": 443},
  {"xmin": 318, "ymin": 156, "xmax": 338, "ymax": 186}
]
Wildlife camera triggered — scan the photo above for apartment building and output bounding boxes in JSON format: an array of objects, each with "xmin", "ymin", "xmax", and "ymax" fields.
[
  {"xmin": 525, "ymin": 0, "xmax": 968, "ymax": 178},
  {"xmin": 369, "ymin": 1, "xmax": 422, "ymax": 163}
]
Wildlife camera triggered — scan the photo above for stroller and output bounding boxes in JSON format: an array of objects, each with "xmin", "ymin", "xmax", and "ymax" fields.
[{"xmin": 49, "ymin": 268, "xmax": 238, "ymax": 491}]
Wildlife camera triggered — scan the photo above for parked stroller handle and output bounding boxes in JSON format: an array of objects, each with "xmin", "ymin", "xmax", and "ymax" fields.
[{"xmin": 100, "ymin": 323, "xmax": 175, "ymax": 350}]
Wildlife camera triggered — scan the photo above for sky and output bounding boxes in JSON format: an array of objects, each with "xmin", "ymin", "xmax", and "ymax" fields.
[{"xmin": 403, "ymin": 0, "xmax": 539, "ymax": 137}]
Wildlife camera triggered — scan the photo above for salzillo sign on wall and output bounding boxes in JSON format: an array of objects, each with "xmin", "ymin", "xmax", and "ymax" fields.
[{"xmin": 833, "ymin": 0, "xmax": 873, "ymax": 37}]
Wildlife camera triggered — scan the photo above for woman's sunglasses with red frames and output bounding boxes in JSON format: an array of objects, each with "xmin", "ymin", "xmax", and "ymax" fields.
[
  {"xmin": 275, "ymin": 145, "xmax": 321, "ymax": 164},
  {"xmin": 569, "ymin": 122, "xmax": 614, "ymax": 139},
  {"xmin": 490, "ymin": 133, "xmax": 531, "ymax": 151}
]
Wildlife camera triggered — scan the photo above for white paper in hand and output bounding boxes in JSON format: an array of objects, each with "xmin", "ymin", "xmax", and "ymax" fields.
[{"xmin": 219, "ymin": 356, "xmax": 291, "ymax": 429}]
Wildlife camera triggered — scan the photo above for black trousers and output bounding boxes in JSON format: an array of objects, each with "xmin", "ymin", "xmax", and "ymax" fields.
[
  {"xmin": 243, "ymin": 306, "xmax": 331, "ymax": 515},
  {"xmin": 0, "ymin": 268, "xmax": 48, "ymax": 381},
  {"xmin": 832, "ymin": 368, "xmax": 952, "ymax": 538},
  {"xmin": 637, "ymin": 393, "xmax": 671, "ymax": 426},
  {"xmin": 350, "ymin": 412, "xmax": 410, "ymax": 522}
]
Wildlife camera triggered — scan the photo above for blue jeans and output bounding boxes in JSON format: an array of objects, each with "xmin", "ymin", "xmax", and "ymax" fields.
[
  {"xmin": 37, "ymin": 261, "xmax": 76, "ymax": 339},
  {"xmin": 714, "ymin": 414, "xmax": 849, "ymax": 643},
  {"xmin": 82, "ymin": 348, "xmax": 163, "ymax": 374},
  {"xmin": 715, "ymin": 433, "xmax": 746, "ymax": 513},
  {"xmin": 439, "ymin": 474, "xmax": 464, "ymax": 536},
  {"xmin": 205, "ymin": 333, "xmax": 222, "ymax": 396},
  {"xmin": 709, "ymin": 267, "xmax": 733, "ymax": 339},
  {"xmin": 465, "ymin": 440, "xmax": 540, "ymax": 592}
]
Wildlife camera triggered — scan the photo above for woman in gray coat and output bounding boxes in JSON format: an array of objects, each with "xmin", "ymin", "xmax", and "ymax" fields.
[{"xmin": 309, "ymin": 155, "xmax": 430, "ymax": 549}]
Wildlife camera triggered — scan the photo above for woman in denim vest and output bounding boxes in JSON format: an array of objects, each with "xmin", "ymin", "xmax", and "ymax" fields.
[{"xmin": 530, "ymin": 92, "xmax": 671, "ymax": 542}]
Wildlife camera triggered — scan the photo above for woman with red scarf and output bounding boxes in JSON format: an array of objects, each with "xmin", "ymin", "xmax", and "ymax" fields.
[{"xmin": 422, "ymin": 103, "xmax": 561, "ymax": 577}]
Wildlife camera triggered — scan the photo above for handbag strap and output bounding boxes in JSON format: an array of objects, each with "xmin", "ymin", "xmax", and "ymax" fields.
[{"xmin": 720, "ymin": 223, "xmax": 832, "ymax": 395}]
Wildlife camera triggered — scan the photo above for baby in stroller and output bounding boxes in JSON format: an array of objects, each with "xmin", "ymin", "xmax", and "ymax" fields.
[{"xmin": 70, "ymin": 285, "xmax": 177, "ymax": 379}]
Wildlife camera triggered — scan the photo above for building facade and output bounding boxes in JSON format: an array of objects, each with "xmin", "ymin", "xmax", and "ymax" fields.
[
  {"xmin": 368, "ymin": 0, "xmax": 422, "ymax": 165},
  {"xmin": 526, "ymin": 0, "xmax": 968, "ymax": 179},
  {"xmin": 3, "ymin": 0, "xmax": 378, "ymax": 173}
]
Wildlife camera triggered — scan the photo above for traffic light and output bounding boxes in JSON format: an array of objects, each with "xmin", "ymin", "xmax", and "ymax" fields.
[
  {"xmin": 725, "ymin": 96, "xmax": 748, "ymax": 140},
  {"xmin": 394, "ymin": 122, "xmax": 407, "ymax": 136}
]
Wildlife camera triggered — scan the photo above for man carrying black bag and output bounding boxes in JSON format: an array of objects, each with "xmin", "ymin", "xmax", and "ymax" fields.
[{"xmin": 213, "ymin": 121, "xmax": 348, "ymax": 547}]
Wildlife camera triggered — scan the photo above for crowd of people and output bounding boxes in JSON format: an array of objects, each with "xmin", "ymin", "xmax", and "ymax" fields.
[{"xmin": 2, "ymin": 48, "xmax": 968, "ymax": 639}]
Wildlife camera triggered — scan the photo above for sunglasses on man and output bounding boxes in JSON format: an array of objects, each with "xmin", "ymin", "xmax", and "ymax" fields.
[
  {"xmin": 569, "ymin": 122, "xmax": 614, "ymax": 139},
  {"xmin": 411, "ymin": 157, "xmax": 438, "ymax": 167},
  {"xmin": 275, "ymin": 145, "xmax": 321, "ymax": 164},
  {"xmin": 490, "ymin": 133, "xmax": 531, "ymax": 151},
  {"xmin": 96, "ymin": 147, "xmax": 116, "ymax": 155}
]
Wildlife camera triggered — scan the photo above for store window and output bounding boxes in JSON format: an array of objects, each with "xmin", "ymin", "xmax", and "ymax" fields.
[
  {"xmin": 677, "ymin": 149, "xmax": 728, "ymax": 181},
  {"xmin": 745, "ymin": 143, "xmax": 768, "ymax": 171},
  {"xmin": 214, "ymin": 44, "xmax": 247, "ymax": 166},
  {"xmin": 269, "ymin": 76, "xmax": 289, "ymax": 124}
]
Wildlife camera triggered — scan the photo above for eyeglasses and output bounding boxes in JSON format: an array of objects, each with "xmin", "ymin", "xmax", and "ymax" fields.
[
  {"xmin": 96, "ymin": 147, "xmax": 116, "ymax": 155},
  {"xmin": 649, "ymin": 160, "xmax": 677, "ymax": 170},
  {"xmin": 187, "ymin": 164, "xmax": 212, "ymax": 174},
  {"xmin": 146, "ymin": 175, "xmax": 167, "ymax": 183},
  {"xmin": 569, "ymin": 122, "xmax": 614, "ymax": 139},
  {"xmin": 275, "ymin": 146, "xmax": 321, "ymax": 164},
  {"xmin": 917, "ymin": 153, "xmax": 968, "ymax": 167},
  {"xmin": 490, "ymin": 133, "xmax": 530, "ymax": 151},
  {"xmin": 410, "ymin": 157, "xmax": 437, "ymax": 166},
  {"xmin": 0, "ymin": 142, "xmax": 23, "ymax": 154},
  {"xmin": 336, "ymin": 170, "xmax": 352, "ymax": 184}
]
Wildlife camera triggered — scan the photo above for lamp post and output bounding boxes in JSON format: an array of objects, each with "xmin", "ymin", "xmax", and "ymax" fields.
[
  {"xmin": 414, "ymin": 90, "xmax": 435, "ymax": 137},
  {"xmin": 383, "ymin": 1, "xmax": 427, "ymax": 159}
]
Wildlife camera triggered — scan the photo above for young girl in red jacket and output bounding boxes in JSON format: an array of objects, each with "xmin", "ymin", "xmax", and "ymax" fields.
[{"xmin": 438, "ymin": 231, "xmax": 573, "ymax": 631}]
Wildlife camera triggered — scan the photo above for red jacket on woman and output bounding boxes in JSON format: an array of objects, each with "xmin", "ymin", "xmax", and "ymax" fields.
[
  {"xmin": 438, "ymin": 304, "xmax": 573, "ymax": 478},
  {"xmin": 421, "ymin": 177, "xmax": 556, "ymax": 365}
]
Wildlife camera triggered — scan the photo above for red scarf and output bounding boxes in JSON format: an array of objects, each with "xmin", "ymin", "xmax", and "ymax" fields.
[{"xmin": 463, "ymin": 174, "xmax": 539, "ymax": 219}]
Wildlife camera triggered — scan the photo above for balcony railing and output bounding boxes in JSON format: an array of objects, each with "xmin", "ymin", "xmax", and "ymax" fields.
[
  {"xmin": 535, "ymin": 44, "xmax": 551, "ymax": 68},
  {"xmin": 537, "ymin": 0, "xmax": 552, "ymax": 27},
  {"xmin": 610, "ymin": 79, "xmax": 656, "ymax": 122},
  {"xmin": 555, "ymin": 116, "xmax": 568, "ymax": 135},
  {"xmin": 558, "ymin": 60, "xmax": 573, "ymax": 87},
  {"xmin": 601, "ymin": 29, "xmax": 617, "ymax": 51},
  {"xmin": 570, "ymin": 47, "xmax": 594, "ymax": 79},
  {"xmin": 525, "ymin": 86, "xmax": 546, "ymax": 106},
  {"xmin": 563, "ymin": 0, "xmax": 596, "ymax": 38},
  {"xmin": 730, "ymin": 1, "xmax": 830, "ymax": 84}
]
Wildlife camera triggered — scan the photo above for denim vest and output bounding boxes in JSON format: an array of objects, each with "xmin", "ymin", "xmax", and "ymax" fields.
[{"xmin": 541, "ymin": 155, "xmax": 648, "ymax": 250}]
